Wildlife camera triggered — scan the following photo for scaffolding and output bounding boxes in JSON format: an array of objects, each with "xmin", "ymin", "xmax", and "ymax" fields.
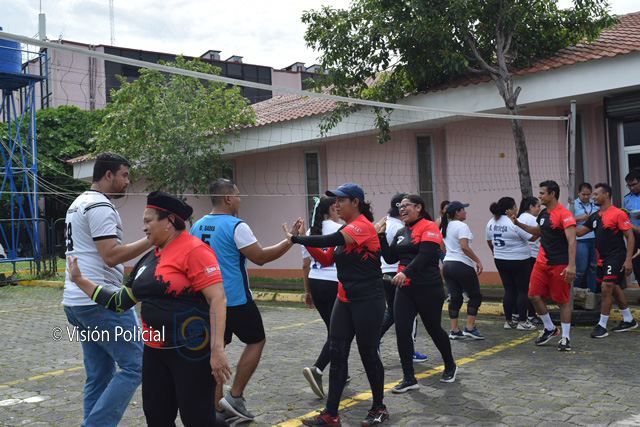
[{"xmin": 0, "ymin": 41, "xmax": 47, "ymax": 275}]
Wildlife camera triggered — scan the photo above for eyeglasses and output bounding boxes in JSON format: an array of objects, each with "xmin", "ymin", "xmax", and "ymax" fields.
[
  {"xmin": 396, "ymin": 202, "xmax": 417, "ymax": 209},
  {"xmin": 627, "ymin": 181, "xmax": 640, "ymax": 189}
]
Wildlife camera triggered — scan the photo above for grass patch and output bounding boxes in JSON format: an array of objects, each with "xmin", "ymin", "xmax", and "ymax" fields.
[{"xmin": 249, "ymin": 276, "xmax": 302, "ymax": 283}]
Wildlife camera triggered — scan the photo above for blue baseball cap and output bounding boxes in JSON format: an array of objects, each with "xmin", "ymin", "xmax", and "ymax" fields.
[
  {"xmin": 446, "ymin": 200, "xmax": 469, "ymax": 214},
  {"xmin": 326, "ymin": 182, "xmax": 365, "ymax": 203}
]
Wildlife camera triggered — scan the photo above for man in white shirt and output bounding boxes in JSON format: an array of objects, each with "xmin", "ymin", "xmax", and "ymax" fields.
[{"xmin": 63, "ymin": 152, "xmax": 152, "ymax": 427}]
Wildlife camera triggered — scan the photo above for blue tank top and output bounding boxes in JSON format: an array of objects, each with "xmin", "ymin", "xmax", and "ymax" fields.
[{"xmin": 190, "ymin": 214, "xmax": 252, "ymax": 306}]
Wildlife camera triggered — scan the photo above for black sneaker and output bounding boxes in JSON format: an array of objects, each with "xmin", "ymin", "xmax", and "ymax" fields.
[
  {"xmin": 440, "ymin": 364, "xmax": 458, "ymax": 383},
  {"xmin": 611, "ymin": 319, "xmax": 638, "ymax": 333},
  {"xmin": 590, "ymin": 324, "xmax": 608, "ymax": 339},
  {"xmin": 303, "ymin": 366, "xmax": 324, "ymax": 397},
  {"xmin": 302, "ymin": 409, "xmax": 342, "ymax": 426},
  {"xmin": 361, "ymin": 406, "xmax": 390, "ymax": 426},
  {"xmin": 557, "ymin": 336, "xmax": 571, "ymax": 351},
  {"xmin": 391, "ymin": 378, "xmax": 419, "ymax": 393},
  {"xmin": 535, "ymin": 327, "xmax": 559, "ymax": 346}
]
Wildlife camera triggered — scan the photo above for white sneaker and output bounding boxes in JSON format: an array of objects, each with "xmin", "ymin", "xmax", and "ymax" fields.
[
  {"xmin": 517, "ymin": 320, "xmax": 536, "ymax": 331},
  {"xmin": 504, "ymin": 321, "xmax": 516, "ymax": 329}
]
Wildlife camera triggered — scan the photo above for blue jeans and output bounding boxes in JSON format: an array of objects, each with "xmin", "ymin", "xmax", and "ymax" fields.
[
  {"xmin": 574, "ymin": 238, "xmax": 597, "ymax": 292},
  {"xmin": 64, "ymin": 305, "xmax": 143, "ymax": 427}
]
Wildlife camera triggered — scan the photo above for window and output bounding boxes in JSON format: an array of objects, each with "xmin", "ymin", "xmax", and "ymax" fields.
[
  {"xmin": 416, "ymin": 136, "xmax": 436, "ymax": 217},
  {"xmin": 304, "ymin": 152, "xmax": 321, "ymax": 224}
]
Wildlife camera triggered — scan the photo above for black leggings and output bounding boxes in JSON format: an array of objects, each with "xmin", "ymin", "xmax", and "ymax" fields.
[
  {"xmin": 308, "ymin": 278, "xmax": 338, "ymax": 371},
  {"xmin": 495, "ymin": 258, "xmax": 532, "ymax": 322},
  {"xmin": 443, "ymin": 261, "xmax": 482, "ymax": 318},
  {"xmin": 380, "ymin": 280, "xmax": 417, "ymax": 340},
  {"xmin": 394, "ymin": 285, "xmax": 454, "ymax": 379},
  {"xmin": 142, "ymin": 345, "xmax": 218, "ymax": 427},
  {"xmin": 327, "ymin": 297, "xmax": 386, "ymax": 415}
]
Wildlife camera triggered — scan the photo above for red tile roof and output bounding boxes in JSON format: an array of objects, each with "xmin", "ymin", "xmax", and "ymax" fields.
[{"xmin": 251, "ymin": 94, "xmax": 336, "ymax": 126}]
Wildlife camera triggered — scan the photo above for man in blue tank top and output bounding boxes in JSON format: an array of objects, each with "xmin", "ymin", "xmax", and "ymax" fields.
[{"xmin": 191, "ymin": 178, "xmax": 300, "ymax": 422}]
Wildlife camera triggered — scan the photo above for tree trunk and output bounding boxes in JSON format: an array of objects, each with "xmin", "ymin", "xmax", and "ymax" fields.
[{"xmin": 507, "ymin": 112, "xmax": 533, "ymax": 198}]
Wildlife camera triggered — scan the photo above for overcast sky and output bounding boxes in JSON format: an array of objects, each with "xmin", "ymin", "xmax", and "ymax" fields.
[{"xmin": 2, "ymin": 0, "xmax": 638, "ymax": 70}]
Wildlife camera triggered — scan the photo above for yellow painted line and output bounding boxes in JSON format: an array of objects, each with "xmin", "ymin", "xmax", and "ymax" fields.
[
  {"xmin": 0, "ymin": 366, "xmax": 84, "ymax": 389},
  {"xmin": 271, "ymin": 332, "xmax": 537, "ymax": 427},
  {"xmin": 0, "ymin": 304, "xmax": 59, "ymax": 314}
]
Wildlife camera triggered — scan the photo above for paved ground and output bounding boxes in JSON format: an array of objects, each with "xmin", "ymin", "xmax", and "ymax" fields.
[{"xmin": 2, "ymin": 285, "xmax": 640, "ymax": 426}]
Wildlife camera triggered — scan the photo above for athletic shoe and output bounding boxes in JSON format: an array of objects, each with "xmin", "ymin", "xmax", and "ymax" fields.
[
  {"xmin": 361, "ymin": 406, "xmax": 390, "ymax": 426},
  {"xmin": 303, "ymin": 366, "xmax": 324, "ymax": 398},
  {"xmin": 462, "ymin": 291, "xmax": 470, "ymax": 303},
  {"xmin": 392, "ymin": 378, "xmax": 419, "ymax": 393},
  {"xmin": 449, "ymin": 329, "xmax": 465, "ymax": 340},
  {"xmin": 557, "ymin": 336, "xmax": 571, "ymax": 351},
  {"xmin": 611, "ymin": 319, "xmax": 638, "ymax": 333},
  {"xmin": 440, "ymin": 364, "xmax": 458, "ymax": 383},
  {"xmin": 517, "ymin": 320, "xmax": 536, "ymax": 331},
  {"xmin": 504, "ymin": 320, "xmax": 516, "ymax": 329},
  {"xmin": 216, "ymin": 409, "xmax": 239, "ymax": 422},
  {"xmin": 535, "ymin": 327, "xmax": 559, "ymax": 346},
  {"xmin": 219, "ymin": 391, "xmax": 255, "ymax": 421},
  {"xmin": 590, "ymin": 324, "xmax": 609, "ymax": 339},
  {"xmin": 301, "ymin": 409, "xmax": 341, "ymax": 426},
  {"xmin": 463, "ymin": 327, "xmax": 485, "ymax": 340},
  {"xmin": 529, "ymin": 315, "xmax": 544, "ymax": 326},
  {"xmin": 413, "ymin": 351, "xmax": 428, "ymax": 362}
]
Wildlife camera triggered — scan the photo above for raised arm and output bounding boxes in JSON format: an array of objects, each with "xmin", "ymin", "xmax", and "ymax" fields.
[{"xmin": 67, "ymin": 256, "xmax": 137, "ymax": 312}]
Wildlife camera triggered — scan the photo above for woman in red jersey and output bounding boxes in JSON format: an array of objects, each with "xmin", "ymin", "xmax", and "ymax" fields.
[{"xmin": 285, "ymin": 182, "xmax": 388, "ymax": 427}]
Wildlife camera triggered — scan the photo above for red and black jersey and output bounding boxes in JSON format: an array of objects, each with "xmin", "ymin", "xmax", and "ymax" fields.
[
  {"xmin": 333, "ymin": 214, "xmax": 383, "ymax": 303},
  {"xmin": 126, "ymin": 232, "xmax": 223, "ymax": 348},
  {"xmin": 537, "ymin": 204, "xmax": 576, "ymax": 265},
  {"xmin": 390, "ymin": 218, "xmax": 442, "ymax": 286},
  {"xmin": 583, "ymin": 206, "xmax": 631, "ymax": 264}
]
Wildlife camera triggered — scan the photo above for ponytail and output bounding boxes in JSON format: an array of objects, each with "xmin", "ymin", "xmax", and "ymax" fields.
[
  {"xmin": 310, "ymin": 196, "xmax": 336, "ymax": 236},
  {"xmin": 440, "ymin": 211, "xmax": 454, "ymax": 238},
  {"xmin": 356, "ymin": 199, "xmax": 374, "ymax": 222},
  {"xmin": 489, "ymin": 197, "xmax": 515, "ymax": 219}
]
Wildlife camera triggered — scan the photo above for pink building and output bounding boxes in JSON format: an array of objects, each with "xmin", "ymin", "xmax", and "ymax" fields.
[{"xmin": 73, "ymin": 13, "xmax": 640, "ymax": 283}]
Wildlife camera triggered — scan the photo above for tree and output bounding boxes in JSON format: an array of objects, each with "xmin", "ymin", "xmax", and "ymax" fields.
[
  {"xmin": 303, "ymin": 0, "xmax": 617, "ymax": 197},
  {"xmin": 0, "ymin": 105, "xmax": 105, "ymax": 221},
  {"xmin": 93, "ymin": 55, "xmax": 256, "ymax": 198}
]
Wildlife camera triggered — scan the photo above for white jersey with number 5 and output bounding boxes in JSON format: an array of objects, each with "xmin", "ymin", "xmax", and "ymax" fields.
[
  {"xmin": 485, "ymin": 215, "xmax": 532, "ymax": 260},
  {"xmin": 63, "ymin": 190, "xmax": 125, "ymax": 306}
]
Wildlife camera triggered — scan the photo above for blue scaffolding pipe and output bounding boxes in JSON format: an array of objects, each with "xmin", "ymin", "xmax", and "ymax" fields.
[{"xmin": 0, "ymin": 44, "xmax": 47, "ymax": 275}]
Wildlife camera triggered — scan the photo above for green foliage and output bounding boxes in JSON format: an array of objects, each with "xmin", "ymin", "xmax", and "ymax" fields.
[
  {"xmin": 93, "ymin": 55, "xmax": 256, "ymax": 197},
  {"xmin": 303, "ymin": 0, "xmax": 618, "ymax": 138},
  {"xmin": 0, "ymin": 105, "xmax": 104, "ymax": 220}
]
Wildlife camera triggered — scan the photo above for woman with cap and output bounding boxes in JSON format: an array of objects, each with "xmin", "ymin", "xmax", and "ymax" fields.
[
  {"xmin": 67, "ymin": 191, "xmax": 233, "ymax": 427},
  {"xmin": 301, "ymin": 195, "xmax": 342, "ymax": 398},
  {"xmin": 440, "ymin": 201, "xmax": 485, "ymax": 340},
  {"xmin": 376, "ymin": 194, "xmax": 458, "ymax": 392},
  {"xmin": 486, "ymin": 197, "xmax": 537, "ymax": 331},
  {"xmin": 516, "ymin": 196, "xmax": 544, "ymax": 325},
  {"xmin": 284, "ymin": 182, "xmax": 389, "ymax": 427}
]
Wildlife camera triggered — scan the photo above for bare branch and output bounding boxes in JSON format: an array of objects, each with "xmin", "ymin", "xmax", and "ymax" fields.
[{"xmin": 465, "ymin": 34, "xmax": 496, "ymax": 74}]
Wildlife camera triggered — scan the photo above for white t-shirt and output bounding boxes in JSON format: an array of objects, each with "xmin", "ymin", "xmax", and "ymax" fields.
[
  {"xmin": 517, "ymin": 212, "xmax": 540, "ymax": 258},
  {"xmin": 301, "ymin": 219, "xmax": 342, "ymax": 281},
  {"xmin": 442, "ymin": 220, "xmax": 475, "ymax": 268},
  {"xmin": 485, "ymin": 215, "xmax": 532, "ymax": 261},
  {"xmin": 63, "ymin": 190, "xmax": 125, "ymax": 306},
  {"xmin": 381, "ymin": 216, "xmax": 404, "ymax": 273},
  {"xmin": 234, "ymin": 222, "xmax": 258, "ymax": 249}
]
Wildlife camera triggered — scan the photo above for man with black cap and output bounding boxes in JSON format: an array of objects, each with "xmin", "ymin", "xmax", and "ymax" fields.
[
  {"xmin": 63, "ymin": 152, "xmax": 151, "ymax": 426},
  {"xmin": 378, "ymin": 193, "xmax": 428, "ymax": 362},
  {"xmin": 190, "ymin": 178, "xmax": 301, "ymax": 421}
]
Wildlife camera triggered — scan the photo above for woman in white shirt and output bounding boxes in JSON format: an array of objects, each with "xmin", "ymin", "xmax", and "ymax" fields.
[
  {"xmin": 440, "ymin": 201, "xmax": 485, "ymax": 340},
  {"xmin": 301, "ymin": 196, "xmax": 342, "ymax": 398},
  {"xmin": 486, "ymin": 197, "xmax": 537, "ymax": 331},
  {"xmin": 516, "ymin": 196, "xmax": 543, "ymax": 325}
]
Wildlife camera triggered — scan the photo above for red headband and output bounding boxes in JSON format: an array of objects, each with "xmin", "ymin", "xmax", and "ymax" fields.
[{"xmin": 146, "ymin": 204, "xmax": 185, "ymax": 222}]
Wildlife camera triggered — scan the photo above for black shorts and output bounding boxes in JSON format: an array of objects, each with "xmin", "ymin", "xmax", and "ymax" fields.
[
  {"xmin": 597, "ymin": 256, "xmax": 625, "ymax": 287},
  {"xmin": 224, "ymin": 299, "xmax": 265, "ymax": 345}
]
